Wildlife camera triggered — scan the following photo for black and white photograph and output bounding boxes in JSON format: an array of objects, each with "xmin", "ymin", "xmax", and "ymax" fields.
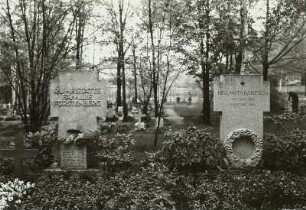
[{"xmin": 0, "ymin": 0, "xmax": 305, "ymax": 209}]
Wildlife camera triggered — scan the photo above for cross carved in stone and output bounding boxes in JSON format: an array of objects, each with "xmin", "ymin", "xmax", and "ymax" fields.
[{"xmin": 213, "ymin": 75, "xmax": 270, "ymax": 142}]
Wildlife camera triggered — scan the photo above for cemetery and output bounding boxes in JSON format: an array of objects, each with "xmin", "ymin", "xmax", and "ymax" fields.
[{"xmin": 0, "ymin": 0, "xmax": 306, "ymax": 209}]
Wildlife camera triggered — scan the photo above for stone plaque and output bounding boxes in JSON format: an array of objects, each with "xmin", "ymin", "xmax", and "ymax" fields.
[
  {"xmin": 60, "ymin": 144, "xmax": 87, "ymax": 170},
  {"xmin": 214, "ymin": 75, "xmax": 270, "ymax": 167}
]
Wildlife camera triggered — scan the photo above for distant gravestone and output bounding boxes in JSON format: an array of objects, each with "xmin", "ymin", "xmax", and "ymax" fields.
[
  {"xmin": 50, "ymin": 71, "xmax": 106, "ymax": 170},
  {"xmin": 137, "ymin": 108, "xmax": 142, "ymax": 123},
  {"xmin": 118, "ymin": 106, "xmax": 123, "ymax": 121},
  {"xmin": 214, "ymin": 75, "xmax": 270, "ymax": 168}
]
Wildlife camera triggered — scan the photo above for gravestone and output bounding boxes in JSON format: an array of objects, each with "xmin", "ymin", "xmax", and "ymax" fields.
[
  {"xmin": 118, "ymin": 106, "xmax": 123, "ymax": 121},
  {"xmin": 50, "ymin": 71, "xmax": 106, "ymax": 170},
  {"xmin": 214, "ymin": 75, "xmax": 270, "ymax": 167},
  {"xmin": 137, "ymin": 108, "xmax": 141, "ymax": 123}
]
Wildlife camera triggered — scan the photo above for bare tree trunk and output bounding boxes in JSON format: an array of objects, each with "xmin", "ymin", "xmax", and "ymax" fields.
[
  {"xmin": 263, "ymin": 0, "xmax": 270, "ymax": 81},
  {"xmin": 6, "ymin": 0, "xmax": 29, "ymax": 131},
  {"xmin": 235, "ymin": 0, "xmax": 246, "ymax": 74},
  {"xmin": 132, "ymin": 46, "xmax": 138, "ymax": 103},
  {"xmin": 118, "ymin": 0, "xmax": 128, "ymax": 121},
  {"xmin": 305, "ymin": 72, "xmax": 306, "ymax": 96},
  {"xmin": 199, "ymin": 0, "xmax": 211, "ymax": 125},
  {"xmin": 116, "ymin": 55, "xmax": 122, "ymax": 112},
  {"xmin": 148, "ymin": 0, "xmax": 158, "ymax": 118}
]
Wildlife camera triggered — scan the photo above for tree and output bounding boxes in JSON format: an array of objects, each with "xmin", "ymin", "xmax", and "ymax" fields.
[
  {"xmin": 170, "ymin": 0, "xmax": 214, "ymax": 125},
  {"xmin": 74, "ymin": 0, "xmax": 92, "ymax": 68},
  {"xmin": 0, "ymin": 0, "xmax": 80, "ymax": 132},
  {"xmin": 103, "ymin": 0, "xmax": 132, "ymax": 120},
  {"xmin": 252, "ymin": 0, "xmax": 306, "ymax": 81}
]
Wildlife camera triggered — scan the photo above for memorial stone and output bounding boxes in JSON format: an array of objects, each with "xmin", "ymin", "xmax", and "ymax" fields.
[
  {"xmin": 50, "ymin": 71, "xmax": 106, "ymax": 170},
  {"xmin": 214, "ymin": 75, "xmax": 270, "ymax": 167}
]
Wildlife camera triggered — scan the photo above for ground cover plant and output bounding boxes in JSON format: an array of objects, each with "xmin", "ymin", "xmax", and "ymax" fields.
[
  {"xmin": 13, "ymin": 168, "xmax": 306, "ymax": 209},
  {"xmin": 148, "ymin": 127, "xmax": 228, "ymax": 171},
  {"xmin": 263, "ymin": 129, "xmax": 306, "ymax": 173},
  {"xmin": 0, "ymin": 112, "xmax": 306, "ymax": 209}
]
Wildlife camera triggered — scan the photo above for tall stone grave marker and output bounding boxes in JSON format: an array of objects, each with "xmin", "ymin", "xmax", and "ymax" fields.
[
  {"xmin": 214, "ymin": 75, "xmax": 270, "ymax": 167},
  {"xmin": 50, "ymin": 71, "xmax": 106, "ymax": 170}
]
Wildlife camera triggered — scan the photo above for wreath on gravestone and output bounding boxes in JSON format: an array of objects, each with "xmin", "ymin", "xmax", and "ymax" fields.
[
  {"xmin": 224, "ymin": 128, "xmax": 263, "ymax": 168},
  {"xmin": 60, "ymin": 129, "xmax": 96, "ymax": 147}
]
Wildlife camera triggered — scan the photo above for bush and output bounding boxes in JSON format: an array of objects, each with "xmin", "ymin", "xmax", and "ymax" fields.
[
  {"xmin": 18, "ymin": 169, "xmax": 306, "ymax": 209},
  {"xmin": 93, "ymin": 133, "xmax": 135, "ymax": 172},
  {"xmin": 25, "ymin": 125, "xmax": 57, "ymax": 169},
  {"xmin": 151, "ymin": 127, "xmax": 228, "ymax": 171},
  {"xmin": 241, "ymin": 170, "xmax": 306, "ymax": 209},
  {"xmin": 0, "ymin": 158, "xmax": 14, "ymax": 176},
  {"xmin": 263, "ymin": 130, "xmax": 306, "ymax": 173}
]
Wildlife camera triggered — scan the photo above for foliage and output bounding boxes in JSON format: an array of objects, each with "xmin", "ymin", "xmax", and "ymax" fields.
[
  {"xmin": 0, "ymin": 0, "xmax": 85, "ymax": 132},
  {"xmin": 263, "ymin": 130, "xmax": 306, "ymax": 173},
  {"xmin": 0, "ymin": 158, "xmax": 14, "ymax": 176},
  {"xmin": 0, "ymin": 178, "xmax": 35, "ymax": 210},
  {"xmin": 93, "ymin": 133, "xmax": 135, "ymax": 172},
  {"xmin": 25, "ymin": 125, "xmax": 57, "ymax": 170},
  {"xmin": 98, "ymin": 163, "xmax": 176, "ymax": 209},
  {"xmin": 100, "ymin": 123, "xmax": 116, "ymax": 134},
  {"xmin": 18, "ymin": 169, "xmax": 306, "ymax": 209},
  {"xmin": 150, "ymin": 127, "xmax": 228, "ymax": 171},
  {"xmin": 241, "ymin": 170, "xmax": 306, "ymax": 209}
]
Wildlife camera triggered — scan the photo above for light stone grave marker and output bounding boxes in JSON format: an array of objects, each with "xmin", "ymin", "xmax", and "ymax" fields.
[
  {"xmin": 50, "ymin": 71, "xmax": 106, "ymax": 170},
  {"xmin": 214, "ymin": 75, "xmax": 270, "ymax": 167}
]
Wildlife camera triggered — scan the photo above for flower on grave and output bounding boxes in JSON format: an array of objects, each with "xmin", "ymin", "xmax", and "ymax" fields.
[
  {"xmin": 0, "ymin": 178, "xmax": 35, "ymax": 209},
  {"xmin": 135, "ymin": 122, "xmax": 145, "ymax": 131}
]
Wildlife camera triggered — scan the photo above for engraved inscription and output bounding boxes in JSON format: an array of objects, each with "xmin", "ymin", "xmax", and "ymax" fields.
[
  {"xmin": 217, "ymin": 90, "xmax": 269, "ymax": 108},
  {"xmin": 52, "ymin": 87, "xmax": 103, "ymax": 108},
  {"xmin": 61, "ymin": 145, "xmax": 86, "ymax": 169}
]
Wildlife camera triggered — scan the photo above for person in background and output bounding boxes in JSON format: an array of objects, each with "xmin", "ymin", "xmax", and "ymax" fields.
[{"xmin": 288, "ymin": 91, "xmax": 299, "ymax": 113}]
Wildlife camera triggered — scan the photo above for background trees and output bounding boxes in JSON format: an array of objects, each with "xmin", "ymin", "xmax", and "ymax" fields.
[
  {"xmin": 0, "ymin": 0, "xmax": 305, "ymax": 131},
  {"xmin": 0, "ymin": 0, "xmax": 86, "ymax": 132}
]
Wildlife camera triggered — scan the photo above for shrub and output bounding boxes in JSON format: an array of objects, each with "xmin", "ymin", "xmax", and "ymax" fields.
[
  {"xmin": 94, "ymin": 133, "xmax": 135, "ymax": 172},
  {"xmin": 152, "ymin": 127, "xmax": 228, "ymax": 171},
  {"xmin": 263, "ymin": 130, "xmax": 306, "ymax": 173},
  {"xmin": 101, "ymin": 163, "xmax": 176, "ymax": 209},
  {"xmin": 25, "ymin": 125, "xmax": 57, "ymax": 169},
  {"xmin": 19, "ymin": 170, "xmax": 306, "ymax": 209},
  {"xmin": 0, "ymin": 158, "xmax": 14, "ymax": 176},
  {"xmin": 241, "ymin": 170, "xmax": 306, "ymax": 209}
]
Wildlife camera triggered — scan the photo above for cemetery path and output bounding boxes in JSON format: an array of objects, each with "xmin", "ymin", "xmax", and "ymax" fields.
[{"xmin": 164, "ymin": 105, "xmax": 184, "ymax": 125}]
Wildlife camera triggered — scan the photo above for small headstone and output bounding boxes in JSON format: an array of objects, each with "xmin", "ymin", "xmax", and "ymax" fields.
[
  {"xmin": 106, "ymin": 108, "xmax": 116, "ymax": 119},
  {"xmin": 214, "ymin": 75, "xmax": 270, "ymax": 168},
  {"xmin": 6, "ymin": 109, "xmax": 13, "ymax": 117},
  {"xmin": 137, "ymin": 108, "xmax": 142, "ymax": 123},
  {"xmin": 50, "ymin": 71, "xmax": 106, "ymax": 170},
  {"xmin": 118, "ymin": 106, "xmax": 123, "ymax": 120},
  {"xmin": 60, "ymin": 144, "xmax": 87, "ymax": 170}
]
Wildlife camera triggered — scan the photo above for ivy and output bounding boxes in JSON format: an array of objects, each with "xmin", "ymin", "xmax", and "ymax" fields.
[{"xmin": 150, "ymin": 127, "xmax": 228, "ymax": 171}]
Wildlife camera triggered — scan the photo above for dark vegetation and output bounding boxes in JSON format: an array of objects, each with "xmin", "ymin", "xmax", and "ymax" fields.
[{"xmin": 0, "ymin": 93, "xmax": 306, "ymax": 209}]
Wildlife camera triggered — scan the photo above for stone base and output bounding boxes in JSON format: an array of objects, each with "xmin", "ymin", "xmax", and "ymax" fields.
[{"xmin": 60, "ymin": 144, "xmax": 87, "ymax": 170}]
